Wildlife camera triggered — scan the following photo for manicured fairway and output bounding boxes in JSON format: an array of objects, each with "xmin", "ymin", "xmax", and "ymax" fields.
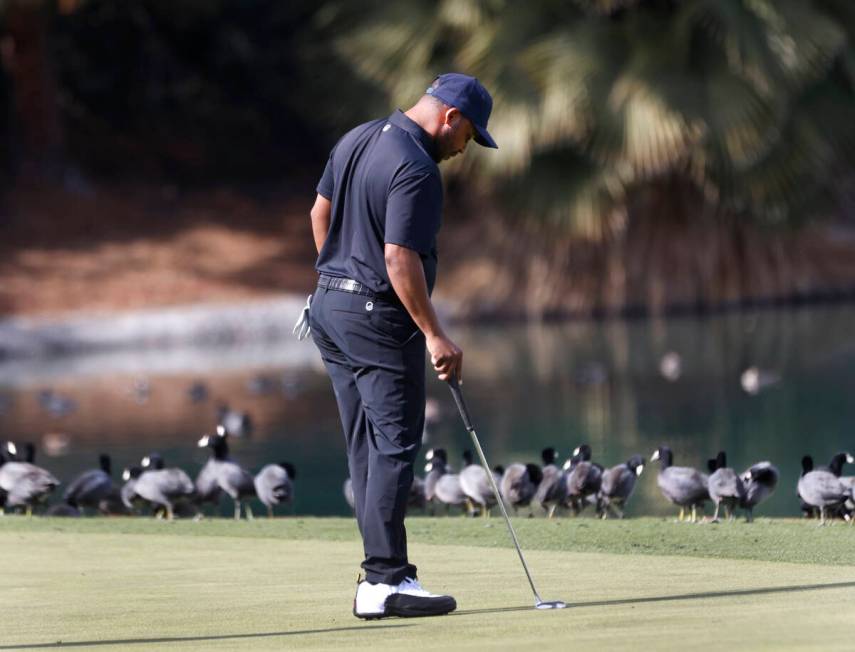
[{"xmin": 1, "ymin": 517, "xmax": 854, "ymax": 650}]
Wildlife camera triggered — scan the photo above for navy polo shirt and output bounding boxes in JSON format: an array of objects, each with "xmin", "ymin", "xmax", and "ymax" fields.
[{"xmin": 315, "ymin": 110, "xmax": 443, "ymax": 297}]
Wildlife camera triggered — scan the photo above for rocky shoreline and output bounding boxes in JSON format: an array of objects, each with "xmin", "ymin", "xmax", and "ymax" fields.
[{"xmin": 0, "ymin": 296, "xmax": 329, "ymax": 386}]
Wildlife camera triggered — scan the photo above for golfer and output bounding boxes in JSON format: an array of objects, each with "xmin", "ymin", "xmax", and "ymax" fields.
[{"xmin": 305, "ymin": 73, "xmax": 497, "ymax": 619}]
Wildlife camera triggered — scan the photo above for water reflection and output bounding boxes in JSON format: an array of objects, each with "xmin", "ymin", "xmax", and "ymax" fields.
[{"xmin": 1, "ymin": 305, "xmax": 854, "ymax": 518}]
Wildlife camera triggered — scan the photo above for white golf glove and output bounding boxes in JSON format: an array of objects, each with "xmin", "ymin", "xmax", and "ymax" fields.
[{"xmin": 292, "ymin": 294, "xmax": 312, "ymax": 340}]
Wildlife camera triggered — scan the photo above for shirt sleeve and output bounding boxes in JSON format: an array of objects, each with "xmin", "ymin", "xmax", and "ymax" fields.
[
  {"xmin": 316, "ymin": 150, "xmax": 335, "ymax": 199},
  {"xmin": 384, "ymin": 167, "xmax": 443, "ymax": 255}
]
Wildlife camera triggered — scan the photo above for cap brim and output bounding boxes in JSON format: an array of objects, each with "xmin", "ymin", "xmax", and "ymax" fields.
[{"xmin": 473, "ymin": 123, "xmax": 498, "ymax": 149}]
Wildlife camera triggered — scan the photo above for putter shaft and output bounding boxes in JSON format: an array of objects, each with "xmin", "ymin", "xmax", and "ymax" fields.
[
  {"xmin": 465, "ymin": 425, "xmax": 544, "ymax": 603},
  {"xmin": 448, "ymin": 378, "xmax": 544, "ymax": 604}
]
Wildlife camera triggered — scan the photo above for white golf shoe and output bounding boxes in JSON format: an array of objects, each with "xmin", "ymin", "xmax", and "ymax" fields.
[{"xmin": 353, "ymin": 575, "xmax": 457, "ymax": 619}]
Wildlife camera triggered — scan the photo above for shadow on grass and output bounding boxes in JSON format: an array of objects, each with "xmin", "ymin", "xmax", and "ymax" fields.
[
  {"xmin": 453, "ymin": 580, "xmax": 855, "ymax": 616},
  {"xmin": 6, "ymin": 581, "xmax": 855, "ymax": 648},
  {"xmin": 0, "ymin": 624, "xmax": 413, "ymax": 649}
]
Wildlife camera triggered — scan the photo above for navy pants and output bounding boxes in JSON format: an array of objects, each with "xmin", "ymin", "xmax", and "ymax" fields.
[{"xmin": 309, "ymin": 285, "xmax": 425, "ymax": 585}]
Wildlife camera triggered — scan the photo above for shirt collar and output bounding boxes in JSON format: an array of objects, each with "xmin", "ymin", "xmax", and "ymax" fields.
[{"xmin": 389, "ymin": 109, "xmax": 439, "ymax": 162}]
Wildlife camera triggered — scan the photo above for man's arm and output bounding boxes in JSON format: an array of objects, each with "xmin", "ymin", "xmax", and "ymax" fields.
[
  {"xmin": 385, "ymin": 243, "xmax": 463, "ymax": 383},
  {"xmin": 310, "ymin": 194, "xmax": 332, "ymax": 254}
]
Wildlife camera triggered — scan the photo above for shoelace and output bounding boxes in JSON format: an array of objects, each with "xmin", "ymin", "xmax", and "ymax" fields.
[{"xmin": 399, "ymin": 577, "xmax": 433, "ymax": 597}]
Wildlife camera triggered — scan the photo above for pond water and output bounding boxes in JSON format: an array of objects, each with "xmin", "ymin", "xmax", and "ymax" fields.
[{"xmin": 2, "ymin": 304, "xmax": 854, "ymax": 519}]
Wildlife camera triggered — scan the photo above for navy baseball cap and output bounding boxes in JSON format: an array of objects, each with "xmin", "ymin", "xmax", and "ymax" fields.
[{"xmin": 426, "ymin": 73, "xmax": 498, "ymax": 149}]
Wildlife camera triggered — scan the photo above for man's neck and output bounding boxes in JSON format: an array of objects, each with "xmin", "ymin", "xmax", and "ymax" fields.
[{"xmin": 404, "ymin": 103, "xmax": 441, "ymax": 140}]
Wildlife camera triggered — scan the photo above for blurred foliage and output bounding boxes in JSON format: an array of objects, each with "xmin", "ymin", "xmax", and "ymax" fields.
[
  {"xmin": 2, "ymin": 0, "xmax": 855, "ymax": 231},
  {"xmin": 331, "ymin": 0, "xmax": 855, "ymax": 236},
  {"xmin": 44, "ymin": 0, "xmax": 380, "ymax": 182}
]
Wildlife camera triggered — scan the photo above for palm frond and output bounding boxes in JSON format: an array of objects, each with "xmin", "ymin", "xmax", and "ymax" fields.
[
  {"xmin": 331, "ymin": 0, "xmax": 855, "ymax": 238},
  {"xmin": 501, "ymin": 147, "xmax": 626, "ymax": 240}
]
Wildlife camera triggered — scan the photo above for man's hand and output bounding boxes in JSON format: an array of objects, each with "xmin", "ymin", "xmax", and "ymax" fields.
[{"xmin": 427, "ymin": 332, "xmax": 463, "ymax": 383}]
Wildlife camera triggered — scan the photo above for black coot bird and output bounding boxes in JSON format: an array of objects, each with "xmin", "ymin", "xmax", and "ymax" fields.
[
  {"xmin": 563, "ymin": 444, "xmax": 603, "ymax": 515},
  {"xmin": 424, "ymin": 449, "xmax": 467, "ymax": 515},
  {"xmin": 797, "ymin": 453, "xmax": 853, "ymax": 525},
  {"xmin": 63, "ymin": 454, "xmax": 116, "ymax": 513},
  {"xmin": 651, "ymin": 445, "xmax": 709, "ymax": 523},
  {"xmin": 534, "ymin": 447, "xmax": 567, "ymax": 518},
  {"xmin": 434, "ymin": 468, "xmax": 467, "ymax": 514},
  {"xmin": 124, "ymin": 455, "xmax": 196, "ymax": 520},
  {"xmin": 706, "ymin": 451, "xmax": 745, "ymax": 522},
  {"xmin": 800, "ymin": 452, "xmax": 852, "ymax": 519},
  {"xmin": 198, "ymin": 426, "xmax": 256, "ymax": 520},
  {"xmin": 739, "ymin": 461, "xmax": 779, "ymax": 522},
  {"xmin": 598, "ymin": 454, "xmax": 644, "ymax": 519},
  {"xmin": 139, "ymin": 453, "xmax": 198, "ymax": 519},
  {"xmin": 254, "ymin": 462, "xmax": 297, "ymax": 517},
  {"xmin": 459, "ymin": 449, "xmax": 503, "ymax": 518},
  {"xmin": 499, "ymin": 462, "xmax": 543, "ymax": 515},
  {"xmin": 0, "ymin": 442, "xmax": 59, "ymax": 515}
]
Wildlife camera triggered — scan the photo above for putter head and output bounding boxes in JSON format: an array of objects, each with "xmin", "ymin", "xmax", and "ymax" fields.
[{"xmin": 535, "ymin": 599, "xmax": 566, "ymax": 610}]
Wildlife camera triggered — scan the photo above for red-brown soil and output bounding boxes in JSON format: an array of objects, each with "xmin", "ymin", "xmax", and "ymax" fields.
[{"xmin": 1, "ymin": 179, "xmax": 319, "ymax": 318}]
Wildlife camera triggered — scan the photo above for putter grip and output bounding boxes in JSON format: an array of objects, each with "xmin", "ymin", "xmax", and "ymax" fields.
[{"xmin": 448, "ymin": 377, "xmax": 474, "ymax": 432}]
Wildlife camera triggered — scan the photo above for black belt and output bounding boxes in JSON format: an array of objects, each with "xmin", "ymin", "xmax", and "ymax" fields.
[{"xmin": 317, "ymin": 274, "xmax": 376, "ymax": 298}]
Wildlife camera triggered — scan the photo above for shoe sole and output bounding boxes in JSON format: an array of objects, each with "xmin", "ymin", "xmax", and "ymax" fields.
[
  {"xmin": 384, "ymin": 593, "xmax": 457, "ymax": 618},
  {"xmin": 353, "ymin": 595, "xmax": 457, "ymax": 620}
]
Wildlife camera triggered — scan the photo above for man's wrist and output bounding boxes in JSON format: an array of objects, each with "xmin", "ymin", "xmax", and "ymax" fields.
[{"xmin": 422, "ymin": 325, "xmax": 445, "ymax": 341}]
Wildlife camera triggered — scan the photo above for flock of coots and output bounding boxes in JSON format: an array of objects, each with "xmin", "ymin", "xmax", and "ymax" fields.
[
  {"xmin": 3, "ymin": 431, "xmax": 853, "ymax": 524},
  {"xmin": 0, "ymin": 426, "xmax": 297, "ymax": 519},
  {"xmin": 347, "ymin": 444, "xmax": 854, "ymax": 524}
]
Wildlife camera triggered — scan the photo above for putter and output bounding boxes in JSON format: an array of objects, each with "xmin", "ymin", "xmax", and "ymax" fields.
[{"xmin": 447, "ymin": 376, "xmax": 566, "ymax": 610}]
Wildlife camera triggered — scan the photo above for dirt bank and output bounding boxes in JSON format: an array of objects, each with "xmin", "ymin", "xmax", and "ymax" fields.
[
  {"xmin": 5, "ymin": 178, "xmax": 855, "ymax": 322},
  {"xmin": 1, "ymin": 179, "xmax": 319, "ymax": 317}
]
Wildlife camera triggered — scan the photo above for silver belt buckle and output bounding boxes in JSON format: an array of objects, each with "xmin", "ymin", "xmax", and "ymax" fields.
[{"xmin": 341, "ymin": 279, "xmax": 358, "ymax": 292}]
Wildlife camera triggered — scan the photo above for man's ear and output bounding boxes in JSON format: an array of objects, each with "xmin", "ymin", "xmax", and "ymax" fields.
[{"xmin": 442, "ymin": 107, "xmax": 460, "ymax": 127}]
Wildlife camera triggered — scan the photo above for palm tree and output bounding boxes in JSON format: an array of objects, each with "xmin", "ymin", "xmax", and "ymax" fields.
[{"xmin": 331, "ymin": 0, "xmax": 855, "ymax": 317}]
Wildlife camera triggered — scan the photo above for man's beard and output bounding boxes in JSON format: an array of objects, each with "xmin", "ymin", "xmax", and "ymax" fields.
[{"xmin": 435, "ymin": 129, "xmax": 456, "ymax": 161}]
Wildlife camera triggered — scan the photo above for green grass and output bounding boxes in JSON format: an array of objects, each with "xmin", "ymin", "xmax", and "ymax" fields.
[
  {"xmin": 3, "ymin": 515, "xmax": 854, "ymax": 565},
  {"xmin": 1, "ymin": 517, "xmax": 854, "ymax": 650}
]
